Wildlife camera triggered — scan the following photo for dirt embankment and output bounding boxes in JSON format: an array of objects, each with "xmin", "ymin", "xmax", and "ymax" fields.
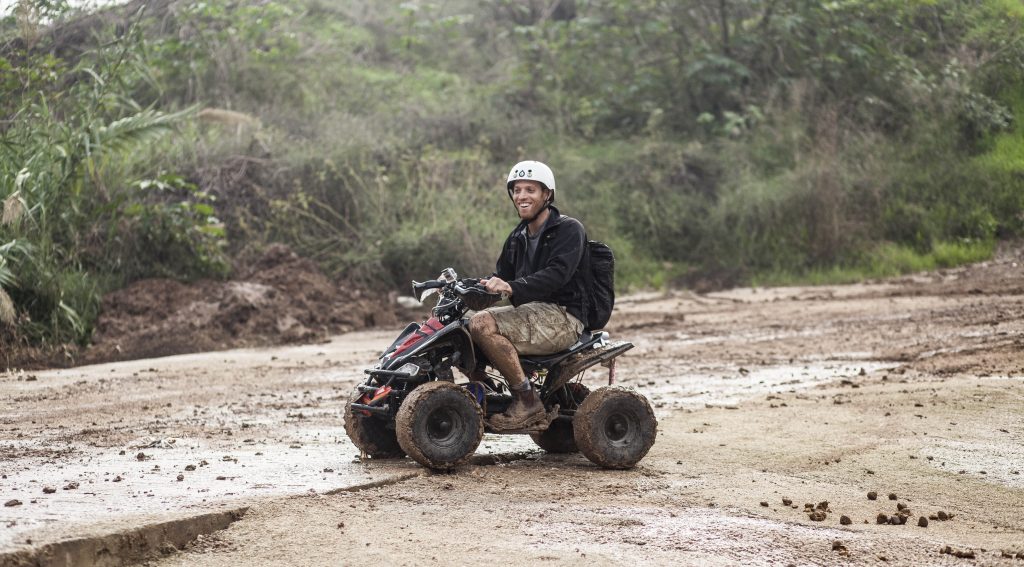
[{"xmin": 83, "ymin": 244, "xmax": 400, "ymax": 365}]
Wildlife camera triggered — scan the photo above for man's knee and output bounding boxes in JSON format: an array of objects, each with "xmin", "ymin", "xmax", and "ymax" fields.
[{"xmin": 469, "ymin": 311, "xmax": 497, "ymax": 339}]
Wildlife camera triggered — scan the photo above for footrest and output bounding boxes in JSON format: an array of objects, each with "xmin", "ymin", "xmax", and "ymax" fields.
[{"xmin": 486, "ymin": 405, "xmax": 559, "ymax": 434}]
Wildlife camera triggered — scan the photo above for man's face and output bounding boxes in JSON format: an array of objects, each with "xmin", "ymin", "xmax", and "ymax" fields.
[{"xmin": 511, "ymin": 180, "xmax": 550, "ymax": 220}]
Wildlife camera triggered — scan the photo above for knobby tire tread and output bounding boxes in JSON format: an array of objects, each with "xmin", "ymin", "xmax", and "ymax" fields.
[
  {"xmin": 395, "ymin": 381, "xmax": 484, "ymax": 471},
  {"xmin": 573, "ymin": 386, "xmax": 657, "ymax": 469}
]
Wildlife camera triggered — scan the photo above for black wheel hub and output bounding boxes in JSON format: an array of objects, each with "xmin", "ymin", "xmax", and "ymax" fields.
[
  {"xmin": 604, "ymin": 412, "xmax": 635, "ymax": 445},
  {"xmin": 427, "ymin": 408, "xmax": 462, "ymax": 447}
]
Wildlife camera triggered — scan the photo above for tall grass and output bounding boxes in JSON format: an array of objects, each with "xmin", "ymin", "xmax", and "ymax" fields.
[{"xmin": 0, "ymin": 11, "xmax": 226, "ymax": 345}]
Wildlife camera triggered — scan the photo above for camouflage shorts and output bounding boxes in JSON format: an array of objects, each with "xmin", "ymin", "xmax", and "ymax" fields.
[{"xmin": 484, "ymin": 302, "xmax": 584, "ymax": 356}]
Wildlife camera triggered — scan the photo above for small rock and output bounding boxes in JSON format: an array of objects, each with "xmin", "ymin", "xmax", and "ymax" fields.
[
  {"xmin": 816, "ymin": 501, "xmax": 829, "ymax": 511},
  {"xmin": 896, "ymin": 502, "xmax": 907, "ymax": 511},
  {"xmin": 832, "ymin": 540, "xmax": 848, "ymax": 553},
  {"xmin": 136, "ymin": 452, "xmax": 147, "ymax": 461},
  {"xmin": 323, "ymin": 468, "xmax": 334, "ymax": 473},
  {"xmin": 63, "ymin": 482, "xmax": 79, "ymax": 490},
  {"xmin": 840, "ymin": 515, "xmax": 852, "ymax": 525},
  {"xmin": 937, "ymin": 511, "xmax": 949, "ymax": 521},
  {"xmin": 888, "ymin": 493, "xmax": 897, "ymax": 500},
  {"xmin": 113, "ymin": 475, "xmax": 123, "ymax": 482},
  {"xmin": 876, "ymin": 513, "xmax": 889, "ymax": 524},
  {"xmin": 760, "ymin": 501, "xmax": 769, "ymax": 507},
  {"xmin": 782, "ymin": 498, "xmax": 792, "ymax": 506},
  {"xmin": 176, "ymin": 474, "xmax": 184, "ymax": 482},
  {"xmin": 185, "ymin": 465, "xmax": 196, "ymax": 471},
  {"xmin": 42, "ymin": 487, "xmax": 56, "ymax": 494},
  {"xmin": 4, "ymin": 500, "xmax": 22, "ymax": 507},
  {"xmin": 867, "ymin": 491, "xmax": 877, "ymax": 500},
  {"xmin": 918, "ymin": 516, "xmax": 928, "ymax": 527},
  {"xmin": 809, "ymin": 511, "xmax": 827, "ymax": 522},
  {"xmin": 216, "ymin": 476, "xmax": 227, "ymax": 480}
]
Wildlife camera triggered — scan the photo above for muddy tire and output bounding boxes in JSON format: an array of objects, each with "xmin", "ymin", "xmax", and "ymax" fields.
[
  {"xmin": 573, "ymin": 386, "xmax": 656, "ymax": 469},
  {"xmin": 396, "ymin": 381, "xmax": 484, "ymax": 470},
  {"xmin": 344, "ymin": 389, "xmax": 405, "ymax": 458},
  {"xmin": 531, "ymin": 383, "xmax": 590, "ymax": 453}
]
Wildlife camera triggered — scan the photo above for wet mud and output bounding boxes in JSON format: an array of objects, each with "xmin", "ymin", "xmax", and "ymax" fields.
[{"xmin": 2, "ymin": 246, "xmax": 1023, "ymax": 565}]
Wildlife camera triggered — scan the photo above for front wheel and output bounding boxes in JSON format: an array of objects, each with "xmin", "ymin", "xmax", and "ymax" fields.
[
  {"xmin": 344, "ymin": 389, "xmax": 405, "ymax": 458},
  {"xmin": 573, "ymin": 386, "xmax": 657, "ymax": 469},
  {"xmin": 396, "ymin": 381, "xmax": 484, "ymax": 470}
]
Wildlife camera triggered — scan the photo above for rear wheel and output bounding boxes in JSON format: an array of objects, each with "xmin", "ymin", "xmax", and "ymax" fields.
[
  {"xmin": 396, "ymin": 381, "xmax": 484, "ymax": 470},
  {"xmin": 573, "ymin": 386, "xmax": 656, "ymax": 469},
  {"xmin": 344, "ymin": 388, "xmax": 404, "ymax": 458},
  {"xmin": 530, "ymin": 383, "xmax": 590, "ymax": 453}
]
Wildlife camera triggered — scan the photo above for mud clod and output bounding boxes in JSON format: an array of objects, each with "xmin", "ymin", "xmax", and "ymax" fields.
[
  {"xmin": 918, "ymin": 516, "xmax": 928, "ymax": 527},
  {"xmin": 940, "ymin": 545, "xmax": 975, "ymax": 559},
  {"xmin": 867, "ymin": 491, "xmax": 878, "ymax": 500},
  {"xmin": 840, "ymin": 515, "xmax": 852, "ymax": 525}
]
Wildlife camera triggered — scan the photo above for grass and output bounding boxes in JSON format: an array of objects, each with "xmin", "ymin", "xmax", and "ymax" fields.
[{"xmin": 752, "ymin": 240, "xmax": 996, "ymax": 287}]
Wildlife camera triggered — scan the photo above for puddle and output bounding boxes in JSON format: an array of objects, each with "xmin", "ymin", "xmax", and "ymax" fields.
[
  {"xmin": 920, "ymin": 439, "xmax": 1024, "ymax": 489},
  {"xmin": 0, "ymin": 421, "xmax": 540, "ymax": 550},
  {"xmin": 603, "ymin": 360, "xmax": 896, "ymax": 409},
  {"xmin": 521, "ymin": 504, "xmax": 930, "ymax": 565}
]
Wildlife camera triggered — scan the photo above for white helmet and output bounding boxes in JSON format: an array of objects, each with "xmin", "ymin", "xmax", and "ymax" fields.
[{"xmin": 506, "ymin": 160, "xmax": 555, "ymax": 203}]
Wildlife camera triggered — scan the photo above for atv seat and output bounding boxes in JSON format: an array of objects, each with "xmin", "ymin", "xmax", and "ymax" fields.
[{"xmin": 518, "ymin": 330, "xmax": 605, "ymax": 369}]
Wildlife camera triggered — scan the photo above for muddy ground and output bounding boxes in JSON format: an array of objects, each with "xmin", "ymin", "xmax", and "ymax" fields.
[{"xmin": 1, "ymin": 246, "xmax": 1023, "ymax": 565}]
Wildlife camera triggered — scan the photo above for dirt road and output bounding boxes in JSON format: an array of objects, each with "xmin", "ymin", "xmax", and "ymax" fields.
[{"xmin": 2, "ymin": 249, "xmax": 1023, "ymax": 566}]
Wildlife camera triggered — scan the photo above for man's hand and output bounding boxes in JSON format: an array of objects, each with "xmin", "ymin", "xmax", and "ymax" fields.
[{"xmin": 479, "ymin": 277, "xmax": 512, "ymax": 297}]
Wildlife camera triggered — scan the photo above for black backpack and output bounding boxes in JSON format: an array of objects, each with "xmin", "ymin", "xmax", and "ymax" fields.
[{"xmin": 583, "ymin": 240, "xmax": 615, "ymax": 330}]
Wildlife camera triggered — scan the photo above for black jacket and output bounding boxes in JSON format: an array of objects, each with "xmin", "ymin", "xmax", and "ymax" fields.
[{"xmin": 494, "ymin": 206, "xmax": 588, "ymax": 326}]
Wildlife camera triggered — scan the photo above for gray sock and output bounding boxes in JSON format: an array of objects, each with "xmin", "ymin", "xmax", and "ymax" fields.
[{"xmin": 511, "ymin": 380, "xmax": 531, "ymax": 392}]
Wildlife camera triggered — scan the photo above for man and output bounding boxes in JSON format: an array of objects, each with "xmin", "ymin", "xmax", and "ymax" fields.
[{"xmin": 470, "ymin": 160, "xmax": 588, "ymax": 431}]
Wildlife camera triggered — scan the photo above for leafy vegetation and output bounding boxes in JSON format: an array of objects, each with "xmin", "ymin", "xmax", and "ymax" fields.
[{"xmin": 1, "ymin": 0, "xmax": 1022, "ymax": 351}]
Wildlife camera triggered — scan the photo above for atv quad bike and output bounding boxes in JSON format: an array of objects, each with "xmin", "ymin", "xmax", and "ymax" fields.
[{"xmin": 344, "ymin": 268, "xmax": 656, "ymax": 471}]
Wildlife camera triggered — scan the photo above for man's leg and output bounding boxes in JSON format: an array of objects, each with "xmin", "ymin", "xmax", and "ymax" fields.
[
  {"xmin": 468, "ymin": 310, "xmax": 527, "ymax": 388},
  {"xmin": 469, "ymin": 311, "xmax": 544, "ymax": 428}
]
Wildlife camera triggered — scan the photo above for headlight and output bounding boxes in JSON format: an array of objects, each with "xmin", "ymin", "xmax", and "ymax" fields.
[{"xmin": 397, "ymin": 362, "xmax": 420, "ymax": 377}]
